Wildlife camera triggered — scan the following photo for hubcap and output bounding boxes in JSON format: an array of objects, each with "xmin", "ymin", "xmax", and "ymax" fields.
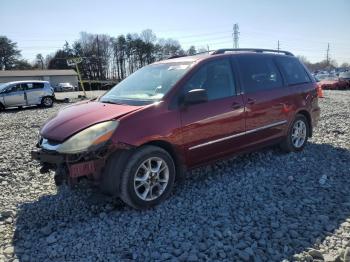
[
  {"xmin": 134, "ymin": 157, "xmax": 169, "ymax": 201},
  {"xmin": 291, "ymin": 120, "xmax": 307, "ymax": 148},
  {"xmin": 44, "ymin": 98, "xmax": 52, "ymax": 106}
]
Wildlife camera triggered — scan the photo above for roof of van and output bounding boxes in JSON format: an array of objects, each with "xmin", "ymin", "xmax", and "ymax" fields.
[{"xmin": 156, "ymin": 48, "xmax": 295, "ymax": 64}]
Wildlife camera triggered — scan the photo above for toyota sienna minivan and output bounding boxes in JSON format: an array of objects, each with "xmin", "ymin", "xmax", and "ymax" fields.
[{"xmin": 32, "ymin": 48, "xmax": 320, "ymax": 209}]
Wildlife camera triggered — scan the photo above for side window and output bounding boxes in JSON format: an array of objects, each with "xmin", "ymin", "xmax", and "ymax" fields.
[
  {"xmin": 26, "ymin": 83, "xmax": 44, "ymax": 90},
  {"xmin": 8, "ymin": 84, "xmax": 24, "ymax": 92},
  {"xmin": 276, "ymin": 57, "xmax": 310, "ymax": 85},
  {"xmin": 183, "ymin": 59, "xmax": 236, "ymax": 101},
  {"xmin": 237, "ymin": 56, "xmax": 283, "ymax": 93}
]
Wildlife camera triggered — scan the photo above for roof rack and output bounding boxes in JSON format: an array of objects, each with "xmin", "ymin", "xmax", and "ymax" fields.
[{"xmin": 211, "ymin": 48, "xmax": 294, "ymax": 56}]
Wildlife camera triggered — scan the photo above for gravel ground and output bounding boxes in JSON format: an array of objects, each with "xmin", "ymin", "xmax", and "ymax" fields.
[{"xmin": 0, "ymin": 90, "xmax": 350, "ymax": 262}]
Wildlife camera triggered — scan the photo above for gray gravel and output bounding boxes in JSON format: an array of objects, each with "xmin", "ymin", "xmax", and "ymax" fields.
[{"xmin": 0, "ymin": 90, "xmax": 350, "ymax": 262}]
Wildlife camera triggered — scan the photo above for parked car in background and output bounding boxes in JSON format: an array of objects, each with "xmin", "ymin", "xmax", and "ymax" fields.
[
  {"xmin": 0, "ymin": 81, "xmax": 54, "ymax": 110},
  {"xmin": 339, "ymin": 71, "xmax": 350, "ymax": 88},
  {"xmin": 315, "ymin": 74, "xmax": 349, "ymax": 90},
  {"xmin": 54, "ymin": 82, "xmax": 75, "ymax": 92},
  {"xmin": 32, "ymin": 48, "xmax": 320, "ymax": 209}
]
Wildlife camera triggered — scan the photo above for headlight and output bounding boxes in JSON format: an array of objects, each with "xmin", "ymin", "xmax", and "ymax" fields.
[{"xmin": 57, "ymin": 121, "xmax": 119, "ymax": 154}]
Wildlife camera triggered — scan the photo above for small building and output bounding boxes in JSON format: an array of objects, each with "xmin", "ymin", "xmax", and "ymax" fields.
[{"xmin": 0, "ymin": 70, "xmax": 78, "ymax": 87}]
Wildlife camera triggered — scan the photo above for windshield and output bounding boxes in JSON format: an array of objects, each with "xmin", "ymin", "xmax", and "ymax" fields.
[
  {"xmin": 316, "ymin": 74, "xmax": 338, "ymax": 81},
  {"xmin": 100, "ymin": 62, "xmax": 193, "ymax": 105},
  {"xmin": 340, "ymin": 72, "xmax": 350, "ymax": 78},
  {"xmin": 0, "ymin": 83, "xmax": 10, "ymax": 91}
]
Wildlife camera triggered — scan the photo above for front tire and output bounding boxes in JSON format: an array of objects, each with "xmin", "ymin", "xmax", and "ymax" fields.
[
  {"xmin": 280, "ymin": 114, "xmax": 309, "ymax": 153},
  {"xmin": 119, "ymin": 145, "xmax": 175, "ymax": 209}
]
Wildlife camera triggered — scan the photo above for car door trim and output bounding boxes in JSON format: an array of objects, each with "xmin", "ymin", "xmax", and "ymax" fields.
[{"xmin": 189, "ymin": 120, "xmax": 287, "ymax": 150}]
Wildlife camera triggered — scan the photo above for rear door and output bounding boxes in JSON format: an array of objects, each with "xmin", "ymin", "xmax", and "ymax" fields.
[
  {"xmin": 3, "ymin": 84, "xmax": 26, "ymax": 107},
  {"xmin": 24, "ymin": 82, "xmax": 44, "ymax": 105},
  {"xmin": 235, "ymin": 54, "xmax": 293, "ymax": 146},
  {"xmin": 179, "ymin": 58, "xmax": 245, "ymax": 166}
]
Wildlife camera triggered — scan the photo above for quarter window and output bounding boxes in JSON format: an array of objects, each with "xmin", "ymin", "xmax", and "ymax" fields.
[
  {"xmin": 237, "ymin": 56, "xmax": 283, "ymax": 93},
  {"xmin": 183, "ymin": 59, "xmax": 236, "ymax": 101},
  {"xmin": 276, "ymin": 57, "xmax": 310, "ymax": 85}
]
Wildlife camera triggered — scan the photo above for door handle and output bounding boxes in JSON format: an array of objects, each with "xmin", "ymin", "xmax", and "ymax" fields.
[
  {"xmin": 247, "ymin": 98, "xmax": 256, "ymax": 105},
  {"xmin": 231, "ymin": 102, "xmax": 242, "ymax": 110}
]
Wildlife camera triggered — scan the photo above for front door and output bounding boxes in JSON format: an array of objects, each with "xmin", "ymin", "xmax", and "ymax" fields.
[
  {"xmin": 235, "ymin": 55, "xmax": 292, "ymax": 146},
  {"xmin": 3, "ymin": 84, "xmax": 26, "ymax": 107},
  {"xmin": 180, "ymin": 58, "xmax": 245, "ymax": 166}
]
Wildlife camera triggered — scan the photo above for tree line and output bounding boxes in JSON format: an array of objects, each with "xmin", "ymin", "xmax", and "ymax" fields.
[
  {"xmin": 46, "ymin": 30, "xmax": 202, "ymax": 81},
  {"xmin": 0, "ymin": 30, "xmax": 200, "ymax": 80},
  {"xmin": 1, "ymin": 32, "xmax": 349, "ymax": 80}
]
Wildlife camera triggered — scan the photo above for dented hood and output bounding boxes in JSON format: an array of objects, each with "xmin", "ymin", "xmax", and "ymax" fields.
[{"xmin": 40, "ymin": 101, "xmax": 142, "ymax": 142}]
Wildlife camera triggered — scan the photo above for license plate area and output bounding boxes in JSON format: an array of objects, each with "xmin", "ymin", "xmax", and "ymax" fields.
[{"xmin": 69, "ymin": 161, "xmax": 96, "ymax": 178}]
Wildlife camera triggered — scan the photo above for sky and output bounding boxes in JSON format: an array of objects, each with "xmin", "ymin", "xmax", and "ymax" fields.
[{"xmin": 1, "ymin": 0, "xmax": 349, "ymax": 64}]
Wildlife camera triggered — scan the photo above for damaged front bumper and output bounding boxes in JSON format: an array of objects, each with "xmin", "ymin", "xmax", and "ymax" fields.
[{"xmin": 31, "ymin": 141, "xmax": 131, "ymax": 186}]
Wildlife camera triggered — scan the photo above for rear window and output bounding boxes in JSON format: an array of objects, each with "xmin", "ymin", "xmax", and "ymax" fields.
[
  {"xmin": 276, "ymin": 57, "xmax": 310, "ymax": 85},
  {"xmin": 237, "ymin": 56, "xmax": 283, "ymax": 93}
]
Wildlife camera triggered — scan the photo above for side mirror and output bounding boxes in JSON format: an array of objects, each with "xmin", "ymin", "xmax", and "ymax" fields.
[{"xmin": 183, "ymin": 89, "xmax": 208, "ymax": 106}]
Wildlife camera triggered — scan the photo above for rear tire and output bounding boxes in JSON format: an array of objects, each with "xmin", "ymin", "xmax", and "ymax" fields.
[
  {"xmin": 280, "ymin": 114, "xmax": 309, "ymax": 153},
  {"xmin": 0, "ymin": 103, "xmax": 4, "ymax": 112},
  {"xmin": 41, "ymin": 96, "xmax": 53, "ymax": 108},
  {"xmin": 119, "ymin": 145, "xmax": 176, "ymax": 209}
]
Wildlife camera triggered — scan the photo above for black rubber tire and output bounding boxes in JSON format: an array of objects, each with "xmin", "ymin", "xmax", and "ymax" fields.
[
  {"xmin": 119, "ymin": 145, "xmax": 176, "ymax": 210},
  {"xmin": 99, "ymin": 150, "xmax": 133, "ymax": 196},
  {"xmin": 41, "ymin": 96, "xmax": 54, "ymax": 108},
  {"xmin": 280, "ymin": 114, "xmax": 309, "ymax": 153},
  {"xmin": 0, "ymin": 103, "xmax": 4, "ymax": 112}
]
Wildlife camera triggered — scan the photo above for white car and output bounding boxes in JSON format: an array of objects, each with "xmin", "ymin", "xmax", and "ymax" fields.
[{"xmin": 0, "ymin": 80, "xmax": 54, "ymax": 110}]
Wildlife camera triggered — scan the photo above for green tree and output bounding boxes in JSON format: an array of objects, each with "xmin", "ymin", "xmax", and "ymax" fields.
[
  {"xmin": 0, "ymin": 36, "xmax": 21, "ymax": 70},
  {"xmin": 187, "ymin": 46, "xmax": 197, "ymax": 55},
  {"xmin": 13, "ymin": 59, "xmax": 32, "ymax": 70}
]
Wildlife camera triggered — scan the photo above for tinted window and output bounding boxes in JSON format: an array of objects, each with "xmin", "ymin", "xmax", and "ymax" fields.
[
  {"xmin": 276, "ymin": 57, "xmax": 310, "ymax": 85},
  {"xmin": 183, "ymin": 59, "xmax": 236, "ymax": 100},
  {"xmin": 25, "ymin": 83, "xmax": 44, "ymax": 90},
  {"xmin": 237, "ymin": 56, "xmax": 282, "ymax": 93},
  {"xmin": 8, "ymin": 84, "xmax": 24, "ymax": 92}
]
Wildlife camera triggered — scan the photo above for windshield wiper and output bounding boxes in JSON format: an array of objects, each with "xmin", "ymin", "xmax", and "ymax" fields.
[{"xmin": 101, "ymin": 100, "xmax": 126, "ymax": 105}]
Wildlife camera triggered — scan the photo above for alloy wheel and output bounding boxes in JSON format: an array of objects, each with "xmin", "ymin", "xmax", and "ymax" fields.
[
  {"xmin": 133, "ymin": 157, "xmax": 169, "ymax": 201},
  {"xmin": 291, "ymin": 120, "xmax": 307, "ymax": 148}
]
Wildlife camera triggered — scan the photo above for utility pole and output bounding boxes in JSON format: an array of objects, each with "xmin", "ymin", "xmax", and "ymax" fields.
[
  {"xmin": 207, "ymin": 45, "xmax": 210, "ymax": 54},
  {"xmin": 326, "ymin": 43, "xmax": 330, "ymax": 66},
  {"xmin": 277, "ymin": 40, "xmax": 280, "ymax": 52},
  {"xmin": 233, "ymin": 23, "xmax": 240, "ymax": 48}
]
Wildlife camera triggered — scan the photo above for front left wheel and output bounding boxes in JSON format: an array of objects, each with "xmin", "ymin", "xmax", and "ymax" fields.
[{"xmin": 119, "ymin": 145, "xmax": 176, "ymax": 209}]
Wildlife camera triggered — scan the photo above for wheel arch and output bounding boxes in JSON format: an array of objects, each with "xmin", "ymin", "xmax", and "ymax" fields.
[
  {"xmin": 295, "ymin": 109, "xmax": 312, "ymax": 137},
  {"xmin": 141, "ymin": 140, "xmax": 186, "ymax": 180}
]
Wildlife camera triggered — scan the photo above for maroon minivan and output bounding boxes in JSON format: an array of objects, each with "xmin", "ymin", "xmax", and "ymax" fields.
[{"xmin": 32, "ymin": 49, "xmax": 320, "ymax": 209}]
